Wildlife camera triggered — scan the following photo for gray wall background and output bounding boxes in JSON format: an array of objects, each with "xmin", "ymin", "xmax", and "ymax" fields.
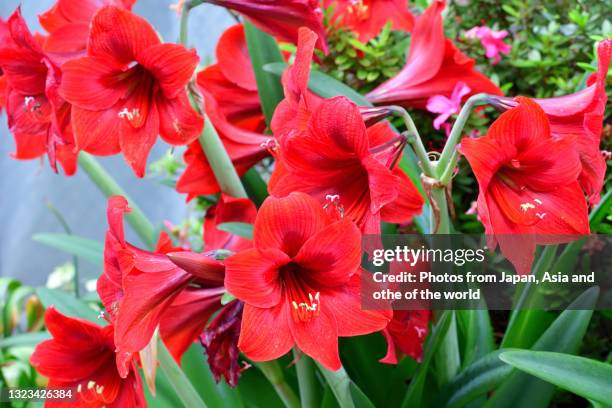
[{"xmin": 0, "ymin": 1, "xmax": 234, "ymax": 285}]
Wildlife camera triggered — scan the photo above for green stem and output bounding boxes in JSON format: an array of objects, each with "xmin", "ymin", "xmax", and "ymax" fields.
[
  {"xmin": 437, "ymin": 93, "xmax": 490, "ymax": 174},
  {"xmin": 294, "ymin": 350, "xmax": 320, "ymax": 408},
  {"xmin": 199, "ymin": 116, "xmax": 249, "ymax": 198},
  {"xmin": 158, "ymin": 340, "xmax": 208, "ymax": 408},
  {"xmin": 78, "ymin": 153, "xmax": 156, "ymax": 249},
  {"xmin": 256, "ymin": 361, "xmax": 301, "ymax": 408},
  {"xmin": 388, "ymin": 106, "xmax": 436, "ymax": 177},
  {"xmin": 430, "ymin": 187, "xmax": 451, "ymax": 234},
  {"xmin": 438, "ymin": 151, "xmax": 459, "ymax": 186},
  {"xmin": 180, "ymin": 4, "xmax": 248, "ymax": 200},
  {"xmin": 315, "ymin": 363, "xmax": 355, "ymax": 408},
  {"xmin": 179, "ymin": 2, "xmax": 191, "ymax": 45}
]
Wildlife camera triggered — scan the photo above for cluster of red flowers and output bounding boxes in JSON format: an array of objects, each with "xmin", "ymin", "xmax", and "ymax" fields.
[{"xmin": 1, "ymin": 0, "xmax": 608, "ymax": 406}]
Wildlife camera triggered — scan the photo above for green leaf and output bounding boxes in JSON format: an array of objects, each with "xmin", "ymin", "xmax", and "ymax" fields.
[
  {"xmin": 158, "ymin": 340, "xmax": 208, "ymax": 408},
  {"xmin": 499, "ymin": 351, "xmax": 612, "ymax": 405},
  {"xmin": 32, "ymin": 233, "xmax": 103, "ymax": 266},
  {"xmin": 485, "ymin": 287, "xmax": 599, "ymax": 408},
  {"xmin": 437, "ymin": 350, "xmax": 513, "ymax": 408},
  {"xmin": 244, "ymin": 22, "xmax": 284, "ymax": 125},
  {"xmin": 440, "ymin": 287, "xmax": 599, "ymax": 408},
  {"xmin": 0, "ymin": 331, "xmax": 50, "ymax": 348},
  {"xmin": 36, "ymin": 288, "xmax": 101, "ymax": 323},
  {"xmin": 242, "ymin": 168, "xmax": 268, "ymax": 206},
  {"xmin": 349, "ymin": 382, "xmax": 376, "ymax": 408},
  {"xmin": 181, "ymin": 344, "xmax": 243, "ymax": 408},
  {"xmin": 457, "ymin": 309, "xmax": 495, "ymax": 368},
  {"xmin": 263, "ymin": 62, "xmax": 372, "ymax": 107},
  {"xmin": 401, "ymin": 311, "xmax": 453, "ymax": 407},
  {"xmin": 216, "ymin": 222, "xmax": 253, "ymax": 240}
]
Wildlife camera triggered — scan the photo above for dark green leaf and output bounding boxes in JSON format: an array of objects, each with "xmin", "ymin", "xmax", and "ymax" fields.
[
  {"xmin": 244, "ymin": 22, "xmax": 285, "ymax": 125},
  {"xmin": 486, "ymin": 287, "xmax": 599, "ymax": 408},
  {"xmin": 401, "ymin": 311, "xmax": 453, "ymax": 407},
  {"xmin": 440, "ymin": 287, "xmax": 599, "ymax": 408},
  {"xmin": 349, "ymin": 382, "xmax": 376, "ymax": 408},
  {"xmin": 263, "ymin": 62, "xmax": 372, "ymax": 107},
  {"xmin": 499, "ymin": 351, "xmax": 612, "ymax": 405},
  {"xmin": 181, "ymin": 344, "xmax": 243, "ymax": 408}
]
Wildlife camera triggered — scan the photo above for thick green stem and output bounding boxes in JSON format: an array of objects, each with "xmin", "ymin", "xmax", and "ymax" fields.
[
  {"xmin": 437, "ymin": 93, "xmax": 490, "ymax": 174},
  {"xmin": 294, "ymin": 350, "xmax": 320, "ymax": 408},
  {"xmin": 316, "ymin": 363, "xmax": 355, "ymax": 408},
  {"xmin": 78, "ymin": 153, "xmax": 156, "ymax": 249},
  {"xmin": 438, "ymin": 151, "xmax": 459, "ymax": 186},
  {"xmin": 388, "ymin": 106, "xmax": 436, "ymax": 177},
  {"xmin": 158, "ymin": 340, "xmax": 208, "ymax": 408},
  {"xmin": 430, "ymin": 186, "xmax": 451, "ymax": 234},
  {"xmin": 180, "ymin": 5, "xmax": 248, "ymax": 200},
  {"xmin": 256, "ymin": 361, "xmax": 301, "ymax": 408},
  {"xmin": 199, "ymin": 116, "xmax": 248, "ymax": 198}
]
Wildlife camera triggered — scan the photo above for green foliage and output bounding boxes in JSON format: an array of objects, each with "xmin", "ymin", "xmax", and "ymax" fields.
[
  {"xmin": 319, "ymin": 21, "xmax": 408, "ymax": 93},
  {"xmin": 447, "ymin": 0, "xmax": 612, "ymax": 98}
]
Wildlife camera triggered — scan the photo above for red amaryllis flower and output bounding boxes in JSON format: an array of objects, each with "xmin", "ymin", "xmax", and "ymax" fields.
[
  {"xmin": 0, "ymin": 74, "xmax": 6, "ymax": 113},
  {"xmin": 177, "ymin": 24, "xmax": 269, "ymax": 199},
  {"xmin": 269, "ymin": 96, "xmax": 423, "ymax": 233},
  {"xmin": 166, "ymin": 195, "xmax": 256, "ymax": 385},
  {"xmin": 30, "ymin": 307, "xmax": 146, "ymax": 408},
  {"xmin": 380, "ymin": 310, "xmax": 430, "ymax": 364},
  {"xmin": 324, "ymin": 0, "xmax": 415, "ymax": 42},
  {"xmin": 205, "ymin": 0, "xmax": 328, "ymax": 53},
  {"xmin": 39, "ymin": 0, "xmax": 136, "ymax": 56},
  {"xmin": 0, "ymin": 18, "xmax": 7, "ymax": 113},
  {"xmin": 271, "ymin": 27, "xmax": 323, "ymax": 142},
  {"xmin": 0, "ymin": 9, "xmax": 78, "ymax": 175},
  {"xmin": 491, "ymin": 39, "xmax": 612, "ymax": 206},
  {"xmin": 99, "ymin": 196, "xmax": 225, "ymax": 373},
  {"xmin": 225, "ymin": 192, "xmax": 392, "ymax": 370},
  {"xmin": 459, "ymin": 97, "xmax": 590, "ymax": 274},
  {"xmin": 366, "ymin": 0, "xmax": 501, "ymax": 109},
  {"xmin": 200, "ymin": 299, "xmax": 244, "ymax": 387},
  {"xmin": 203, "ymin": 194, "xmax": 258, "ymax": 252},
  {"xmin": 59, "ymin": 6, "xmax": 203, "ymax": 177}
]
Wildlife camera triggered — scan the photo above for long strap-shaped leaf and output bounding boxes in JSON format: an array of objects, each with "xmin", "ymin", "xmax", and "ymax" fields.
[
  {"xmin": 499, "ymin": 351, "xmax": 612, "ymax": 405},
  {"xmin": 484, "ymin": 286, "xmax": 600, "ymax": 408},
  {"xmin": 437, "ymin": 286, "xmax": 599, "ymax": 408},
  {"xmin": 245, "ymin": 24, "xmax": 285, "ymax": 125}
]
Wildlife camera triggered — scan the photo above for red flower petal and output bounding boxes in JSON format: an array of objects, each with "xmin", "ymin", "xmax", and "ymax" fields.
[
  {"xmin": 71, "ymin": 104, "xmax": 122, "ymax": 155},
  {"xmin": 325, "ymin": 273, "xmax": 392, "ymax": 337},
  {"xmin": 293, "ymin": 220, "xmax": 361, "ymax": 288},
  {"xmin": 118, "ymin": 95, "xmax": 159, "ymax": 178},
  {"xmin": 238, "ymin": 303, "xmax": 294, "ymax": 361},
  {"xmin": 138, "ymin": 43, "xmax": 199, "ymax": 99},
  {"xmin": 88, "ymin": 6, "xmax": 160, "ymax": 65},
  {"xmin": 225, "ymin": 248, "xmax": 287, "ymax": 308},
  {"xmin": 59, "ymin": 57, "xmax": 127, "ymax": 111},
  {"xmin": 288, "ymin": 304, "xmax": 340, "ymax": 371},
  {"xmin": 156, "ymin": 91, "xmax": 203, "ymax": 145},
  {"xmin": 253, "ymin": 193, "xmax": 330, "ymax": 257},
  {"xmin": 160, "ymin": 287, "xmax": 223, "ymax": 362},
  {"xmin": 216, "ymin": 24, "xmax": 256, "ymax": 91},
  {"xmin": 380, "ymin": 168, "xmax": 424, "ymax": 224}
]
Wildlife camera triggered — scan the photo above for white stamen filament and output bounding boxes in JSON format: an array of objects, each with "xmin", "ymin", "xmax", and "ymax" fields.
[{"xmin": 118, "ymin": 108, "xmax": 140, "ymax": 121}]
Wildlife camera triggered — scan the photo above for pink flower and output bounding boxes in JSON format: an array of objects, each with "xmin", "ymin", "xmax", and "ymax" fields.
[
  {"xmin": 465, "ymin": 25, "xmax": 511, "ymax": 65},
  {"xmin": 426, "ymin": 81, "xmax": 471, "ymax": 130}
]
